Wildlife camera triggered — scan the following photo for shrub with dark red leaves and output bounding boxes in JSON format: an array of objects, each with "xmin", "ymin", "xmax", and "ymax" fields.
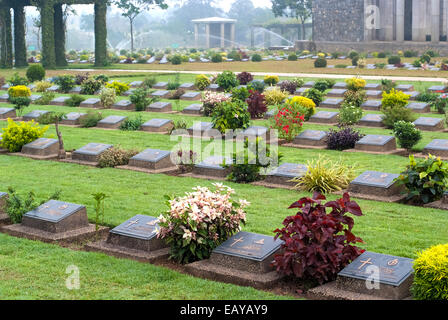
[
  {"xmin": 273, "ymin": 192, "xmax": 364, "ymax": 285},
  {"xmin": 75, "ymin": 73, "xmax": 90, "ymax": 85},
  {"xmin": 237, "ymin": 72, "xmax": 254, "ymax": 85},
  {"xmin": 246, "ymin": 90, "xmax": 267, "ymax": 119},
  {"xmin": 280, "ymin": 80, "xmax": 298, "ymax": 94},
  {"xmin": 327, "ymin": 126, "xmax": 365, "ymax": 151}
]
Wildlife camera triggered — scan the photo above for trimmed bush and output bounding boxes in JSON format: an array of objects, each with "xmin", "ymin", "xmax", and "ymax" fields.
[
  {"xmin": 81, "ymin": 78, "xmax": 103, "ymax": 95},
  {"xmin": 99, "ymin": 87, "xmax": 116, "ymax": 108},
  {"xmin": 79, "ymin": 112, "xmax": 103, "ymax": 128},
  {"xmin": 392, "ymin": 121, "xmax": 422, "ymax": 151},
  {"xmin": 211, "ymin": 100, "xmax": 250, "ymax": 133},
  {"xmin": 65, "ymin": 95, "xmax": 86, "ymax": 107},
  {"xmin": 388, "ymin": 55, "xmax": 401, "ymax": 65},
  {"xmin": 314, "ymin": 57, "xmax": 327, "ymax": 68},
  {"xmin": 215, "ymin": 71, "xmax": 239, "ymax": 91},
  {"xmin": 195, "ymin": 74, "xmax": 211, "ymax": 91},
  {"xmin": 211, "ymin": 53, "xmax": 223, "ymax": 63},
  {"xmin": 288, "ymin": 53, "xmax": 298, "ymax": 61},
  {"xmin": 98, "ymin": 147, "xmax": 138, "ymax": 168},
  {"xmin": 251, "ymin": 54, "xmax": 262, "ymax": 62},
  {"xmin": 236, "ymin": 72, "xmax": 253, "ymax": 85},
  {"xmin": 26, "ymin": 64, "xmax": 45, "ymax": 82},
  {"xmin": 54, "ymin": 75, "xmax": 76, "ymax": 93},
  {"xmin": 327, "ymin": 126, "xmax": 365, "ymax": 150},
  {"xmin": 0, "ymin": 119, "xmax": 48, "ymax": 152}
]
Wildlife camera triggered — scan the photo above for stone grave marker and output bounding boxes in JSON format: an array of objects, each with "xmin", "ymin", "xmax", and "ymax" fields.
[
  {"xmin": 0, "ymin": 192, "xmax": 8, "ymax": 223},
  {"xmin": 349, "ymin": 171, "xmax": 402, "ymax": 198},
  {"xmin": 333, "ymin": 82, "xmax": 347, "ymax": 89},
  {"xmin": 86, "ymin": 215, "xmax": 169, "ymax": 262},
  {"xmin": 153, "ymin": 82, "xmax": 168, "ymax": 89},
  {"xmin": 358, "ymin": 114, "xmax": 385, "ymax": 127},
  {"xmin": 72, "ymin": 143, "xmax": 113, "ymax": 163},
  {"xmin": 179, "ymin": 83, "xmax": 196, "ymax": 90},
  {"xmin": 309, "ymin": 111, "xmax": 339, "ymax": 124},
  {"xmin": 147, "ymin": 101, "xmax": 172, "ymax": 113},
  {"xmin": 423, "ymin": 139, "xmax": 448, "ymax": 157},
  {"xmin": 68, "ymin": 86, "xmax": 82, "ymax": 94},
  {"xmin": 47, "ymin": 85, "xmax": 60, "ymax": 92},
  {"xmin": 97, "ymin": 115, "xmax": 127, "ymax": 129},
  {"xmin": 0, "ymin": 107, "xmax": 16, "ymax": 119},
  {"xmin": 366, "ymin": 90, "xmax": 383, "ymax": 99},
  {"xmin": 364, "ymin": 83, "xmax": 382, "ymax": 90},
  {"xmin": 60, "ymin": 112, "xmax": 87, "ymax": 126},
  {"xmin": 293, "ymin": 130, "xmax": 328, "ymax": 147},
  {"xmin": 406, "ymin": 102, "xmax": 430, "ymax": 113},
  {"xmin": 396, "ymin": 84, "xmax": 414, "ymax": 91},
  {"xmin": 3, "ymin": 199, "xmax": 104, "ymax": 242},
  {"xmin": 0, "ymin": 94, "xmax": 9, "ymax": 103},
  {"xmin": 112, "ymin": 100, "xmax": 135, "ymax": 111},
  {"xmin": 403, "ymin": 91, "xmax": 420, "ymax": 100},
  {"xmin": 187, "ymin": 122, "xmax": 216, "ymax": 137},
  {"xmin": 294, "ymin": 87, "xmax": 307, "ymax": 95},
  {"xmin": 303, "ymin": 81, "xmax": 315, "ymax": 88},
  {"xmin": 310, "ymin": 251, "xmax": 414, "ymax": 300},
  {"xmin": 150, "ymin": 90, "xmax": 171, "ymax": 99},
  {"xmin": 186, "ymin": 231, "xmax": 284, "ymax": 288},
  {"xmin": 264, "ymin": 163, "xmax": 307, "ymax": 187},
  {"xmin": 129, "ymin": 81, "xmax": 143, "ymax": 88},
  {"xmin": 1, "ymin": 83, "xmax": 10, "ymax": 90},
  {"xmin": 192, "ymin": 155, "xmax": 232, "ymax": 179},
  {"xmin": 320, "ymin": 98, "xmax": 343, "ymax": 108},
  {"xmin": 80, "ymin": 98, "xmax": 102, "ymax": 108},
  {"xmin": 240, "ymin": 126, "xmax": 270, "ymax": 140},
  {"xmin": 182, "ymin": 104, "xmax": 203, "ymax": 115},
  {"xmin": 50, "ymin": 96, "xmax": 70, "ymax": 106},
  {"xmin": 122, "ymin": 89, "xmax": 135, "ymax": 96},
  {"xmin": 21, "ymin": 138, "xmax": 59, "ymax": 158},
  {"xmin": 126, "ymin": 149, "xmax": 174, "ymax": 172},
  {"xmin": 355, "ymin": 135, "xmax": 397, "ymax": 153},
  {"xmin": 326, "ymin": 89, "xmax": 347, "ymax": 97},
  {"xmin": 22, "ymin": 110, "xmax": 49, "ymax": 122},
  {"xmin": 141, "ymin": 118, "xmax": 173, "ymax": 133},
  {"xmin": 361, "ymin": 100, "xmax": 382, "ymax": 111},
  {"xmin": 206, "ymin": 84, "xmax": 221, "ymax": 92},
  {"xmin": 428, "ymin": 85, "xmax": 447, "ymax": 93},
  {"xmin": 413, "ymin": 117, "xmax": 444, "ymax": 131},
  {"xmin": 180, "ymin": 91, "xmax": 202, "ymax": 101},
  {"xmin": 264, "ymin": 110, "xmax": 276, "ymax": 119}
]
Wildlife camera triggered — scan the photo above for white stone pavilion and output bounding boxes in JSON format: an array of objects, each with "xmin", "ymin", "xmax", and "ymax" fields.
[{"xmin": 192, "ymin": 17, "xmax": 237, "ymax": 48}]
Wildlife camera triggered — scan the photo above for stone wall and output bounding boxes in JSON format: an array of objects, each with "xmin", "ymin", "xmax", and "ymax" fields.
[{"xmin": 313, "ymin": 0, "xmax": 365, "ymax": 42}]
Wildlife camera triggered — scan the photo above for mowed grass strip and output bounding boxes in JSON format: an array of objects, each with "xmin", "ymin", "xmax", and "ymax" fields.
[
  {"xmin": 1, "ymin": 155, "xmax": 447, "ymax": 260},
  {"xmin": 0, "ymin": 233, "xmax": 293, "ymax": 300}
]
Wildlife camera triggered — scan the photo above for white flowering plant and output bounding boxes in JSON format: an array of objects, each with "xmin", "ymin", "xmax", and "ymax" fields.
[
  {"xmin": 157, "ymin": 183, "xmax": 249, "ymax": 264},
  {"xmin": 201, "ymin": 91, "xmax": 230, "ymax": 116}
]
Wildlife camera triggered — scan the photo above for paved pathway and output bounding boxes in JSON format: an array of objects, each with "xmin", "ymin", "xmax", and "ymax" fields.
[{"xmin": 68, "ymin": 69, "xmax": 447, "ymax": 83}]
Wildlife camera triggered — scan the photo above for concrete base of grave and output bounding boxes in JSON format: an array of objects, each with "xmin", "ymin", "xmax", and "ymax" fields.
[
  {"xmin": 141, "ymin": 124, "xmax": 173, "ymax": 133},
  {"xmin": 180, "ymin": 171, "xmax": 229, "ymax": 181},
  {"xmin": 0, "ymin": 214, "xmax": 10, "ymax": 226},
  {"xmin": 60, "ymin": 155, "xmax": 99, "ymax": 167},
  {"xmin": 182, "ymin": 109, "xmax": 202, "ymax": 116},
  {"xmin": 21, "ymin": 142, "xmax": 60, "ymax": 159},
  {"xmin": 85, "ymin": 241, "xmax": 170, "ymax": 264},
  {"xmin": 10, "ymin": 152, "xmax": 59, "ymax": 161},
  {"xmin": 307, "ymin": 118, "xmax": 338, "ymax": 125},
  {"xmin": 421, "ymin": 149, "xmax": 448, "ymax": 159},
  {"xmin": 185, "ymin": 259, "xmax": 284, "ymax": 290},
  {"xmin": 96, "ymin": 122, "xmax": 124, "ymax": 130},
  {"xmin": 414, "ymin": 123, "xmax": 445, "ymax": 132},
  {"xmin": 334, "ymin": 189, "xmax": 406, "ymax": 203},
  {"xmin": 344, "ymin": 148, "xmax": 406, "ymax": 156},
  {"xmin": 357, "ymin": 120, "xmax": 386, "ymax": 128},
  {"xmin": 116, "ymin": 165, "xmax": 178, "ymax": 175},
  {"xmin": 79, "ymin": 102, "xmax": 102, "ymax": 108},
  {"xmin": 423, "ymin": 199, "xmax": 448, "ymax": 210},
  {"xmin": 282, "ymin": 143, "xmax": 326, "ymax": 150},
  {"xmin": 112, "ymin": 104, "xmax": 135, "ymax": 111},
  {"xmin": 0, "ymin": 110, "xmax": 17, "ymax": 119},
  {"xmin": 0, "ymin": 148, "xmax": 8, "ymax": 154},
  {"xmin": 70, "ymin": 152, "xmax": 102, "ymax": 165},
  {"xmin": 1, "ymin": 223, "xmax": 109, "ymax": 244},
  {"xmin": 253, "ymin": 176, "xmax": 297, "ymax": 190}
]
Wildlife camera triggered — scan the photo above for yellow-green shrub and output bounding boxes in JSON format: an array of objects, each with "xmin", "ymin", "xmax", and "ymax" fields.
[
  {"xmin": 287, "ymin": 96, "xmax": 316, "ymax": 120},
  {"xmin": 195, "ymin": 74, "xmax": 211, "ymax": 91},
  {"xmin": 382, "ymin": 88, "xmax": 410, "ymax": 109},
  {"xmin": 264, "ymin": 87, "xmax": 288, "ymax": 106},
  {"xmin": 34, "ymin": 81, "xmax": 52, "ymax": 93},
  {"xmin": 412, "ymin": 244, "xmax": 448, "ymax": 300},
  {"xmin": 345, "ymin": 77, "xmax": 366, "ymax": 91},
  {"xmin": 8, "ymin": 85, "xmax": 31, "ymax": 98},
  {"xmin": 106, "ymin": 81, "xmax": 130, "ymax": 96},
  {"xmin": 264, "ymin": 75, "xmax": 280, "ymax": 86},
  {"xmin": 1, "ymin": 119, "xmax": 49, "ymax": 152}
]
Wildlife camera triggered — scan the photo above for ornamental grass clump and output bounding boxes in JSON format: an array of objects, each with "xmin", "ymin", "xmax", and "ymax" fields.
[
  {"xmin": 396, "ymin": 155, "xmax": 448, "ymax": 204},
  {"xmin": 264, "ymin": 87, "xmax": 288, "ymax": 106},
  {"xmin": 412, "ymin": 244, "xmax": 448, "ymax": 300},
  {"xmin": 293, "ymin": 156, "xmax": 356, "ymax": 194},
  {"xmin": 273, "ymin": 192, "xmax": 364, "ymax": 285},
  {"xmin": 157, "ymin": 184, "xmax": 249, "ymax": 264}
]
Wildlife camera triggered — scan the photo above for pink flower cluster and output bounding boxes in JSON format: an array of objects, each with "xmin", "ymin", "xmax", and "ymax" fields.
[
  {"xmin": 157, "ymin": 183, "xmax": 248, "ymax": 244},
  {"xmin": 201, "ymin": 91, "xmax": 230, "ymax": 106}
]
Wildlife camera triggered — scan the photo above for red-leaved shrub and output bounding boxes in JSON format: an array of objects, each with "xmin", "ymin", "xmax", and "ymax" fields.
[
  {"xmin": 246, "ymin": 90, "xmax": 267, "ymax": 119},
  {"xmin": 237, "ymin": 72, "xmax": 254, "ymax": 85},
  {"xmin": 273, "ymin": 192, "xmax": 365, "ymax": 284}
]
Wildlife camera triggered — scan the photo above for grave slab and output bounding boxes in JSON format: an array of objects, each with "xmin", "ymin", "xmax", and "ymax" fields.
[
  {"xmin": 180, "ymin": 91, "xmax": 202, "ymax": 101},
  {"xmin": 150, "ymin": 90, "xmax": 171, "ymax": 99},
  {"xmin": 2, "ymin": 200, "xmax": 108, "ymax": 244},
  {"xmin": 365, "ymin": 90, "xmax": 383, "ymax": 99},
  {"xmin": 141, "ymin": 118, "xmax": 173, "ymax": 133},
  {"xmin": 182, "ymin": 104, "xmax": 203, "ymax": 115},
  {"xmin": 97, "ymin": 115, "xmax": 127, "ymax": 129},
  {"xmin": 320, "ymin": 98, "xmax": 343, "ymax": 108},
  {"xmin": 413, "ymin": 117, "xmax": 444, "ymax": 131},
  {"xmin": 333, "ymin": 82, "xmax": 347, "ymax": 89},
  {"xmin": 239, "ymin": 126, "xmax": 270, "ymax": 141},
  {"xmin": 361, "ymin": 100, "xmax": 382, "ymax": 111},
  {"xmin": 309, "ymin": 251, "xmax": 413, "ymax": 300},
  {"xmin": 326, "ymin": 89, "xmax": 347, "ymax": 97},
  {"xmin": 186, "ymin": 231, "xmax": 284, "ymax": 289},
  {"xmin": 85, "ymin": 215, "xmax": 170, "ymax": 263},
  {"xmin": 294, "ymin": 87, "xmax": 308, "ymax": 95},
  {"xmin": 358, "ymin": 114, "xmax": 385, "ymax": 127},
  {"xmin": 21, "ymin": 138, "xmax": 59, "ymax": 159},
  {"xmin": 122, "ymin": 89, "xmax": 135, "ymax": 96},
  {"xmin": 0, "ymin": 94, "xmax": 9, "ymax": 103},
  {"xmin": 308, "ymin": 111, "xmax": 339, "ymax": 124},
  {"xmin": 406, "ymin": 102, "xmax": 430, "ymax": 113},
  {"xmin": 192, "ymin": 156, "xmax": 232, "ymax": 179},
  {"xmin": 129, "ymin": 81, "xmax": 143, "ymax": 88},
  {"xmin": 0, "ymin": 107, "xmax": 16, "ymax": 119},
  {"xmin": 0, "ymin": 192, "xmax": 9, "ymax": 226},
  {"xmin": 124, "ymin": 149, "xmax": 175, "ymax": 173},
  {"xmin": 354, "ymin": 135, "xmax": 397, "ymax": 153},
  {"xmin": 47, "ymin": 85, "xmax": 60, "ymax": 93},
  {"xmin": 152, "ymin": 82, "xmax": 168, "ymax": 89},
  {"xmin": 60, "ymin": 112, "xmax": 87, "ymax": 126},
  {"xmin": 147, "ymin": 101, "xmax": 172, "ymax": 113},
  {"xmin": 428, "ymin": 85, "xmax": 447, "ymax": 93},
  {"xmin": 71, "ymin": 143, "xmax": 113, "ymax": 164},
  {"xmin": 262, "ymin": 163, "xmax": 307, "ymax": 188},
  {"xmin": 68, "ymin": 86, "xmax": 82, "ymax": 94},
  {"xmin": 187, "ymin": 122, "xmax": 216, "ymax": 137},
  {"xmin": 112, "ymin": 100, "xmax": 135, "ymax": 111},
  {"xmin": 423, "ymin": 139, "xmax": 448, "ymax": 158},
  {"xmin": 206, "ymin": 84, "xmax": 221, "ymax": 92},
  {"xmin": 348, "ymin": 171, "xmax": 404, "ymax": 202},
  {"xmin": 79, "ymin": 98, "xmax": 102, "ymax": 108},
  {"xmin": 396, "ymin": 84, "xmax": 414, "ymax": 91},
  {"xmin": 364, "ymin": 83, "xmax": 382, "ymax": 90},
  {"xmin": 402, "ymin": 91, "xmax": 420, "ymax": 100},
  {"xmin": 22, "ymin": 110, "xmax": 49, "ymax": 122},
  {"xmin": 50, "ymin": 96, "xmax": 71, "ymax": 106},
  {"xmin": 302, "ymin": 81, "xmax": 315, "ymax": 88},
  {"xmin": 179, "ymin": 83, "xmax": 196, "ymax": 90},
  {"xmin": 30, "ymin": 95, "xmax": 42, "ymax": 103},
  {"xmin": 292, "ymin": 130, "xmax": 328, "ymax": 147}
]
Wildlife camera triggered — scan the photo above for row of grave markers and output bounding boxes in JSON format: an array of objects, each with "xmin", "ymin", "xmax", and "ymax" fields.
[{"xmin": 0, "ymin": 191, "xmax": 416, "ymax": 300}]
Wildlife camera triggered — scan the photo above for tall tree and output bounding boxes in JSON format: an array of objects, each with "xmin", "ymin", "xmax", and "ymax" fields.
[
  {"xmin": 113, "ymin": 0, "xmax": 168, "ymax": 52},
  {"xmin": 271, "ymin": 0, "xmax": 312, "ymax": 40}
]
